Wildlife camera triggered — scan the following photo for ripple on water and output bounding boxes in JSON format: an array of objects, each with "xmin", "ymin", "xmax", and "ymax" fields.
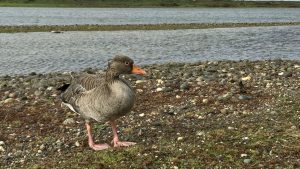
[
  {"xmin": 1, "ymin": 8, "xmax": 300, "ymax": 26},
  {"xmin": 0, "ymin": 26, "xmax": 299, "ymax": 75}
]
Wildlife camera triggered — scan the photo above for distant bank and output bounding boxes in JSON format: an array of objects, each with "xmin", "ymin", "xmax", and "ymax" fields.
[
  {"xmin": 0, "ymin": 0, "xmax": 300, "ymax": 8},
  {"xmin": 1, "ymin": 22, "xmax": 300, "ymax": 33}
]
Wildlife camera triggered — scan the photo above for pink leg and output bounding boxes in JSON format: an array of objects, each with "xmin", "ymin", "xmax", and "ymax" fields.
[
  {"xmin": 85, "ymin": 123, "xmax": 110, "ymax": 151},
  {"xmin": 110, "ymin": 120, "xmax": 136, "ymax": 147}
]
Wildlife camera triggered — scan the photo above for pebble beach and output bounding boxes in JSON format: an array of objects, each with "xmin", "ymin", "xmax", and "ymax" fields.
[{"xmin": 1, "ymin": 59, "xmax": 300, "ymax": 168}]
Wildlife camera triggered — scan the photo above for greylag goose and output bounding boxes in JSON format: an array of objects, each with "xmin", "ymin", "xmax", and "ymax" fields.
[{"xmin": 58, "ymin": 55, "xmax": 146, "ymax": 150}]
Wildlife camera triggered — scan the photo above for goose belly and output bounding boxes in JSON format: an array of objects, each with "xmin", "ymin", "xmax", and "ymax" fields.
[{"xmin": 81, "ymin": 81, "xmax": 135, "ymax": 122}]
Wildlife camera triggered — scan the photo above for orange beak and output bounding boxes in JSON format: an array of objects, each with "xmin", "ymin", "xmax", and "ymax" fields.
[{"xmin": 132, "ymin": 64, "xmax": 146, "ymax": 75}]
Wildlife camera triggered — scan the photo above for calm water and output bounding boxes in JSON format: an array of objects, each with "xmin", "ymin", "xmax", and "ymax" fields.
[
  {"xmin": 0, "ymin": 7, "xmax": 300, "ymax": 25},
  {"xmin": 0, "ymin": 26, "xmax": 299, "ymax": 75}
]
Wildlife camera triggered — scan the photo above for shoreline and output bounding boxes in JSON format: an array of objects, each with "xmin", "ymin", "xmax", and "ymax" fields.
[
  {"xmin": 1, "ymin": 59, "xmax": 300, "ymax": 168},
  {"xmin": 1, "ymin": 22, "xmax": 300, "ymax": 33},
  {"xmin": 1, "ymin": 59, "xmax": 300, "ymax": 77},
  {"xmin": 1, "ymin": 1, "xmax": 300, "ymax": 8}
]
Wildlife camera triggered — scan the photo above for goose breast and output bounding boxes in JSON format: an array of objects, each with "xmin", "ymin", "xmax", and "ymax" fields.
[{"xmin": 77, "ymin": 80, "xmax": 135, "ymax": 122}]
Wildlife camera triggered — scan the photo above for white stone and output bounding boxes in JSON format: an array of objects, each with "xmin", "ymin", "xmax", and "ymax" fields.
[
  {"xmin": 196, "ymin": 77, "xmax": 203, "ymax": 82},
  {"xmin": 242, "ymin": 137, "xmax": 249, "ymax": 140},
  {"xmin": 241, "ymin": 153, "xmax": 248, "ymax": 157},
  {"xmin": 63, "ymin": 118, "xmax": 75, "ymax": 125},
  {"xmin": 196, "ymin": 131, "xmax": 205, "ymax": 136},
  {"xmin": 4, "ymin": 91, "xmax": 10, "ymax": 96},
  {"xmin": 0, "ymin": 146, "xmax": 5, "ymax": 152},
  {"xmin": 47, "ymin": 87, "xmax": 54, "ymax": 91},
  {"xmin": 39, "ymin": 144, "xmax": 45, "ymax": 150},
  {"xmin": 8, "ymin": 93, "xmax": 16, "ymax": 98},
  {"xmin": 0, "ymin": 141, "xmax": 4, "ymax": 145},
  {"xmin": 156, "ymin": 88, "xmax": 163, "ymax": 92},
  {"xmin": 139, "ymin": 113, "xmax": 145, "ymax": 117},
  {"xmin": 202, "ymin": 99, "xmax": 209, "ymax": 104},
  {"xmin": 136, "ymin": 80, "xmax": 147, "ymax": 84},
  {"xmin": 177, "ymin": 137, "xmax": 184, "ymax": 141},
  {"xmin": 228, "ymin": 126, "xmax": 234, "ymax": 130},
  {"xmin": 136, "ymin": 89, "xmax": 144, "ymax": 93},
  {"xmin": 241, "ymin": 76, "xmax": 251, "ymax": 81},
  {"xmin": 266, "ymin": 83, "xmax": 272, "ymax": 88},
  {"xmin": 4, "ymin": 98, "xmax": 14, "ymax": 104},
  {"xmin": 157, "ymin": 79, "xmax": 164, "ymax": 84},
  {"xmin": 75, "ymin": 141, "xmax": 80, "ymax": 147}
]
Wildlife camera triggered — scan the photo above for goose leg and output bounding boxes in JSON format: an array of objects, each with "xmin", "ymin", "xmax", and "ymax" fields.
[
  {"xmin": 110, "ymin": 120, "xmax": 136, "ymax": 147},
  {"xmin": 85, "ymin": 123, "xmax": 110, "ymax": 150}
]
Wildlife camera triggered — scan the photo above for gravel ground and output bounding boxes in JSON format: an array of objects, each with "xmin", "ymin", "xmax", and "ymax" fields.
[{"xmin": 0, "ymin": 59, "xmax": 299, "ymax": 168}]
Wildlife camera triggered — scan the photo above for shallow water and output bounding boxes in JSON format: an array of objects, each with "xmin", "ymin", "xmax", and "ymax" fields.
[
  {"xmin": 0, "ymin": 7, "xmax": 300, "ymax": 26},
  {"xmin": 0, "ymin": 26, "xmax": 299, "ymax": 75}
]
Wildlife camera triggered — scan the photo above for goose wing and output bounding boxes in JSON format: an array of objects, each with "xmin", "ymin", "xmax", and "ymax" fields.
[{"xmin": 60, "ymin": 72, "xmax": 106, "ymax": 112}]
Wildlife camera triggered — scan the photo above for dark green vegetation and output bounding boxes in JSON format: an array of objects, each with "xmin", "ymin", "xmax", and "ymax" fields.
[
  {"xmin": 0, "ymin": 0, "xmax": 300, "ymax": 8},
  {"xmin": 1, "ymin": 22, "xmax": 300, "ymax": 33},
  {"xmin": 1, "ymin": 60, "xmax": 300, "ymax": 168}
]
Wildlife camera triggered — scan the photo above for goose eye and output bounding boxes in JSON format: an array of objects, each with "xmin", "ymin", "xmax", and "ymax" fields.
[{"xmin": 125, "ymin": 61, "xmax": 129, "ymax": 65}]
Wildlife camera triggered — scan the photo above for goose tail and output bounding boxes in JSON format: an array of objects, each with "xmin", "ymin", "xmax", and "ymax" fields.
[{"xmin": 57, "ymin": 83, "xmax": 70, "ymax": 92}]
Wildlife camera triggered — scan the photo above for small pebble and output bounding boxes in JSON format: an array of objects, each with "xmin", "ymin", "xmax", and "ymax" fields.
[
  {"xmin": 136, "ymin": 80, "xmax": 147, "ymax": 84},
  {"xmin": 0, "ymin": 146, "xmax": 5, "ymax": 152},
  {"xmin": 202, "ymin": 99, "xmax": 208, "ymax": 104},
  {"xmin": 266, "ymin": 83, "xmax": 272, "ymax": 88},
  {"xmin": 4, "ymin": 91, "xmax": 10, "ymax": 96},
  {"xmin": 220, "ymin": 109, "xmax": 227, "ymax": 114},
  {"xmin": 196, "ymin": 131, "xmax": 205, "ymax": 136},
  {"xmin": 39, "ymin": 144, "xmax": 45, "ymax": 150},
  {"xmin": 239, "ymin": 95, "xmax": 252, "ymax": 100},
  {"xmin": 242, "ymin": 137, "xmax": 249, "ymax": 140},
  {"xmin": 63, "ymin": 118, "xmax": 75, "ymax": 125},
  {"xmin": 278, "ymin": 72, "xmax": 284, "ymax": 76},
  {"xmin": 8, "ymin": 93, "xmax": 16, "ymax": 98},
  {"xmin": 241, "ymin": 76, "xmax": 251, "ymax": 81},
  {"xmin": 291, "ymin": 125, "xmax": 297, "ymax": 130},
  {"xmin": 177, "ymin": 137, "xmax": 184, "ymax": 141},
  {"xmin": 241, "ymin": 153, "xmax": 248, "ymax": 157},
  {"xmin": 157, "ymin": 79, "xmax": 164, "ymax": 84},
  {"xmin": 4, "ymin": 98, "xmax": 14, "ymax": 104},
  {"xmin": 34, "ymin": 90, "xmax": 42, "ymax": 96},
  {"xmin": 136, "ymin": 89, "xmax": 144, "ymax": 93},
  {"xmin": 228, "ymin": 126, "xmax": 234, "ymax": 130},
  {"xmin": 156, "ymin": 87, "xmax": 163, "ymax": 92},
  {"xmin": 46, "ymin": 86, "xmax": 54, "ymax": 91},
  {"xmin": 180, "ymin": 83, "xmax": 189, "ymax": 91},
  {"xmin": 75, "ymin": 141, "xmax": 80, "ymax": 147},
  {"xmin": 243, "ymin": 158, "xmax": 251, "ymax": 164}
]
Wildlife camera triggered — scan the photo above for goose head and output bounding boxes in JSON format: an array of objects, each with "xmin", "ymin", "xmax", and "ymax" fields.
[{"xmin": 107, "ymin": 55, "xmax": 146, "ymax": 78}]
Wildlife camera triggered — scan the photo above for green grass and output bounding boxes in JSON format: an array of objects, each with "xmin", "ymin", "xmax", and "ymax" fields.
[
  {"xmin": 0, "ymin": 0, "xmax": 300, "ymax": 8},
  {"xmin": 1, "ymin": 22, "xmax": 300, "ymax": 33}
]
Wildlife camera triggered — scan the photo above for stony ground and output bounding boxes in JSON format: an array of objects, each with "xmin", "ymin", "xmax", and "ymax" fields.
[{"xmin": 0, "ymin": 60, "xmax": 299, "ymax": 169}]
